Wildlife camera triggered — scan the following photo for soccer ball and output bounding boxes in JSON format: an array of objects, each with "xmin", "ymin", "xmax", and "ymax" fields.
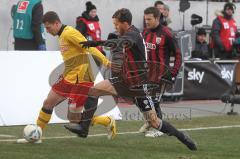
[{"xmin": 23, "ymin": 125, "xmax": 42, "ymax": 142}]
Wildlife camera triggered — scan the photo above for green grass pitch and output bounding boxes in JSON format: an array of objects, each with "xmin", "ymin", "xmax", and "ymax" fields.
[{"xmin": 0, "ymin": 115, "xmax": 240, "ymax": 159}]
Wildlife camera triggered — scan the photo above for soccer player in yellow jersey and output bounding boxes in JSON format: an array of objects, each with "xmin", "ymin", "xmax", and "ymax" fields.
[{"xmin": 17, "ymin": 11, "xmax": 116, "ymax": 143}]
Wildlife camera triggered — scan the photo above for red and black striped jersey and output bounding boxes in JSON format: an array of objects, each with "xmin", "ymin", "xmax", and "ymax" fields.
[
  {"xmin": 142, "ymin": 24, "xmax": 182, "ymax": 83},
  {"xmin": 113, "ymin": 25, "xmax": 148, "ymax": 87}
]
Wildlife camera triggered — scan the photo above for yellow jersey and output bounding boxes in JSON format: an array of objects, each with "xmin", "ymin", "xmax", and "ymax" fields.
[{"xmin": 58, "ymin": 25, "xmax": 109, "ymax": 83}]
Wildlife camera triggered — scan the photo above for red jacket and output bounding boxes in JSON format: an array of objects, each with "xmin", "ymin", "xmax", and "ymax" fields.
[
  {"xmin": 78, "ymin": 17, "xmax": 101, "ymax": 41},
  {"xmin": 218, "ymin": 16, "xmax": 237, "ymax": 52}
]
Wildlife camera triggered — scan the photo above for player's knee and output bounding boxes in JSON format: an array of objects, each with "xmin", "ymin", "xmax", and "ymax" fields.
[
  {"xmin": 149, "ymin": 119, "xmax": 159, "ymax": 129},
  {"xmin": 147, "ymin": 112, "xmax": 160, "ymax": 129},
  {"xmin": 43, "ymin": 99, "xmax": 55, "ymax": 109}
]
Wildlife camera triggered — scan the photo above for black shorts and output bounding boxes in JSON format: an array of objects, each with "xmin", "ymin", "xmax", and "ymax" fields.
[
  {"xmin": 109, "ymin": 77, "xmax": 158, "ymax": 112},
  {"xmin": 134, "ymin": 96, "xmax": 155, "ymax": 112}
]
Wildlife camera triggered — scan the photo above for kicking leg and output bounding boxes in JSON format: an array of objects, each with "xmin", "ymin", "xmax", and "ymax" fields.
[
  {"xmin": 91, "ymin": 115, "xmax": 117, "ymax": 140},
  {"xmin": 17, "ymin": 89, "xmax": 65, "ymax": 144},
  {"xmin": 136, "ymin": 97, "xmax": 163, "ymax": 137},
  {"xmin": 147, "ymin": 111, "xmax": 197, "ymax": 151},
  {"xmin": 88, "ymin": 80, "xmax": 118, "ymax": 97},
  {"xmin": 37, "ymin": 89, "xmax": 66, "ymax": 129},
  {"xmin": 137, "ymin": 97, "xmax": 197, "ymax": 151},
  {"xmin": 65, "ymin": 96, "xmax": 117, "ymax": 139}
]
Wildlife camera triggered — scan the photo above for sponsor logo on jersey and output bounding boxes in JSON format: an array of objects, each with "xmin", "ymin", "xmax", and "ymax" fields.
[
  {"xmin": 59, "ymin": 40, "xmax": 69, "ymax": 53},
  {"xmin": 17, "ymin": 1, "xmax": 29, "ymax": 13},
  {"xmin": 156, "ymin": 37, "xmax": 161, "ymax": 44},
  {"xmin": 145, "ymin": 42, "xmax": 156, "ymax": 50},
  {"xmin": 88, "ymin": 23, "xmax": 95, "ymax": 30}
]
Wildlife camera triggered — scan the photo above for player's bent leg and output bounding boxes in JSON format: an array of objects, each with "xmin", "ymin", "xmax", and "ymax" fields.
[
  {"xmin": 143, "ymin": 110, "xmax": 160, "ymax": 129},
  {"xmin": 68, "ymin": 97, "xmax": 117, "ymax": 139},
  {"xmin": 91, "ymin": 116, "xmax": 117, "ymax": 140},
  {"xmin": 17, "ymin": 90, "xmax": 66, "ymax": 144},
  {"xmin": 143, "ymin": 109, "xmax": 197, "ymax": 150},
  {"xmin": 77, "ymin": 96, "xmax": 98, "ymax": 137},
  {"xmin": 142, "ymin": 110, "xmax": 164, "ymax": 137},
  {"xmin": 88, "ymin": 80, "xmax": 117, "ymax": 97},
  {"xmin": 135, "ymin": 97, "xmax": 162, "ymax": 136},
  {"xmin": 91, "ymin": 116, "xmax": 111, "ymax": 126},
  {"xmin": 139, "ymin": 101, "xmax": 163, "ymax": 134},
  {"xmin": 157, "ymin": 119, "xmax": 197, "ymax": 151},
  {"xmin": 67, "ymin": 99, "xmax": 83, "ymax": 123},
  {"xmin": 37, "ymin": 89, "xmax": 66, "ymax": 129},
  {"xmin": 65, "ymin": 91, "xmax": 117, "ymax": 139},
  {"xmin": 64, "ymin": 80, "xmax": 117, "ymax": 137}
]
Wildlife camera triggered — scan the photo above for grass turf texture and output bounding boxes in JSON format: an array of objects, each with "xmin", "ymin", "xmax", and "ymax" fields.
[{"xmin": 0, "ymin": 115, "xmax": 240, "ymax": 159}]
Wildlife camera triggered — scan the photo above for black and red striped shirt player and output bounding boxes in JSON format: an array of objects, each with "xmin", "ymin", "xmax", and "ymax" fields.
[
  {"xmin": 138, "ymin": 8, "xmax": 182, "ymax": 121},
  {"xmin": 132, "ymin": 7, "xmax": 196, "ymax": 151},
  {"xmin": 78, "ymin": 8, "xmax": 148, "ymax": 99},
  {"xmin": 142, "ymin": 20, "xmax": 181, "ymax": 84}
]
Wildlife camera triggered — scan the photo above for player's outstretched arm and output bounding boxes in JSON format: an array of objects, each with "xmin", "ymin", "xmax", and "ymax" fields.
[
  {"xmin": 80, "ymin": 38, "xmax": 134, "ymax": 49},
  {"xmin": 87, "ymin": 46, "xmax": 111, "ymax": 68},
  {"xmin": 80, "ymin": 41, "xmax": 105, "ymax": 48},
  {"xmin": 65, "ymin": 29, "xmax": 111, "ymax": 68}
]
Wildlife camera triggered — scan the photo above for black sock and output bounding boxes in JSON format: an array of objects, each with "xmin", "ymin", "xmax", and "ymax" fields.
[
  {"xmin": 80, "ymin": 97, "xmax": 98, "ymax": 131},
  {"xmin": 154, "ymin": 101, "xmax": 162, "ymax": 119},
  {"xmin": 159, "ymin": 120, "xmax": 185, "ymax": 141},
  {"xmin": 41, "ymin": 107, "xmax": 53, "ymax": 114}
]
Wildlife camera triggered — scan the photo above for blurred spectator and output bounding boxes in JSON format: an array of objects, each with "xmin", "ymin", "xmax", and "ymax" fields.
[
  {"xmin": 192, "ymin": 28, "xmax": 210, "ymax": 60},
  {"xmin": 75, "ymin": 1, "xmax": 103, "ymax": 52},
  {"xmin": 154, "ymin": 1, "xmax": 167, "ymax": 26},
  {"xmin": 232, "ymin": 32, "xmax": 240, "ymax": 58},
  {"xmin": 211, "ymin": 2, "xmax": 237, "ymax": 59},
  {"xmin": 12, "ymin": 0, "xmax": 46, "ymax": 51},
  {"xmin": 76, "ymin": 1, "xmax": 104, "ymax": 66},
  {"xmin": 162, "ymin": 4, "xmax": 171, "ymax": 26},
  {"xmin": 154, "ymin": 1, "xmax": 165, "ymax": 14}
]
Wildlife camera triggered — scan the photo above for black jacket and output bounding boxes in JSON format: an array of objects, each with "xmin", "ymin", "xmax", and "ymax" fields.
[{"xmin": 192, "ymin": 41, "xmax": 209, "ymax": 60}]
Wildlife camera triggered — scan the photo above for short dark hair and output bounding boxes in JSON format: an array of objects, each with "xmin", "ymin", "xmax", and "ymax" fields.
[
  {"xmin": 197, "ymin": 28, "xmax": 206, "ymax": 36},
  {"xmin": 112, "ymin": 8, "xmax": 132, "ymax": 25},
  {"xmin": 42, "ymin": 11, "xmax": 61, "ymax": 23},
  {"xmin": 144, "ymin": 7, "xmax": 160, "ymax": 18},
  {"xmin": 154, "ymin": 1, "xmax": 164, "ymax": 7}
]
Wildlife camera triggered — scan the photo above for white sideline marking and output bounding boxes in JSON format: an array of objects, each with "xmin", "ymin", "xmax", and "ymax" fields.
[
  {"xmin": 180, "ymin": 125, "xmax": 240, "ymax": 131},
  {"xmin": 0, "ymin": 134, "xmax": 15, "ymax": 138},
  {"xmin": 0, "ymin": 125, "xmax": 240, "ymax": 142}
]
